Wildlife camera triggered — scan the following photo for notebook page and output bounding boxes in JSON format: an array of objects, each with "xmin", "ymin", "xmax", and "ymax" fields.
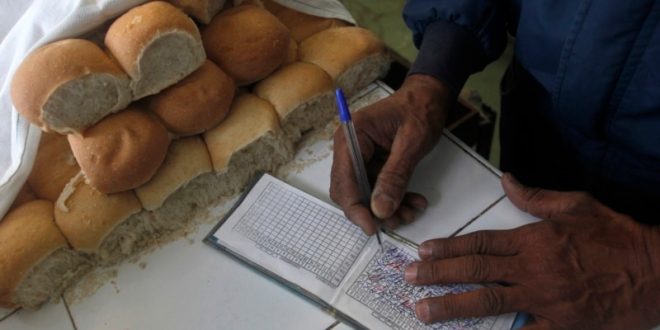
[{"xmin": 209, "ymin": 173, "xmax": 371, "ymax": 303}]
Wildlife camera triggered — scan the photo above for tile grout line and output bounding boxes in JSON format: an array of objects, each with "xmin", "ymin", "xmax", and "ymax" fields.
[
  {"xmin": 324, "ymin": 320, "xmax": 341, "ymax": 330},
  {"xmin": 0, "ymin": 308, "xmax": 20, "ymax": 322},
  {"xmin": 449, "ymin": 195, "xmax": 506, "ymax": 238},
  {"xmin": 62, "ymin": 295, "xmax": 78, "ymax": 330}
]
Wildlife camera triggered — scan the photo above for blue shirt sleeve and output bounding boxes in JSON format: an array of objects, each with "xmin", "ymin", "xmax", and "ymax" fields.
[{"xmin": 404, "ymin": 0, "xmax": 508, "ymax": 94}]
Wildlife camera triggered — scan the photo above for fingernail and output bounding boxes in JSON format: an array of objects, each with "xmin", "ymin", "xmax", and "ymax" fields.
[
  {"xmin": 411, "ymin": 198, "xmax": 428, "ymax": 211},
  {"xmin": 503, "ymin": 172, "xmax": 521, "ymax": 187},
  {"xmin": 351, "ymin": 212, "xmax": 377, "ymax": 236},
  {"xmin": 361, "ymin": 227, "xmax": 376, "ymax": 236},
  {"xmin": 416, "ymin": 302, "xmax": 431, "ymax": 323},
  {"xmin": 372, "ymin": 193, "xmax": 396, "ymax": 218},
  {"xmin": 404, "ymin": 263, "xmax": 418, "ymax": 282},
  {"xmin": 418, "ymin": 244, "xmax": 432, "ymax": 259}
]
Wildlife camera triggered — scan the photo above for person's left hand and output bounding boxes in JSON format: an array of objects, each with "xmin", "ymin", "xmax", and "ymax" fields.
[{"xmin": 404, "ymin": 173, "xmax": 660, "ymax": 330}]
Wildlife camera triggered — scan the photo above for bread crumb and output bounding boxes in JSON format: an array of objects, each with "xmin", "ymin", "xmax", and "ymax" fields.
[
  {"xmin": 62, "ymin": 126, "xmax": 335, "ymax": 306},
  {"xmin": 64, "ymin": 268, "xmax": 118, "ymax": 305}
]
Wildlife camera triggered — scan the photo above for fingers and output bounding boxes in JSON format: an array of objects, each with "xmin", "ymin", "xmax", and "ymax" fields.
[
  {"xmin": 501, "ymin": 173, "xmax": 603, "ymax": 221},
  {"xmin": 382, "ymin": 193, "xmax": 428, "ymax": 229},
  {"xmin": 405, "ymin": 255, "xmax": 519, "ymax": 285},
  {"xmin": 403, "ymin": 192, "xmax": 428, "ymax": 211},
  {"xmin": 415, "ymin": 286, "xmax": 526, "ymax": 323},
  {"xmin": 343, "ymin": 203, "xmax": 378, "ymax": 235},
  {"xmin": 331, "ymin": 126, "xmax": 428, "ymax": 233},
  {"xmin": 371, "ymin": 124, "xmax": 428, "ymax": 219},
  {"xmin": 330, "ymin": 93, "xmax": 435, "ymax": 232},
  {"xmin": 331, "ymin": 129, "xmax": 378, "ymax": 235},
  {"xmin": 418, "ymin": 230, "xmax": 519, "ymax": 260}
]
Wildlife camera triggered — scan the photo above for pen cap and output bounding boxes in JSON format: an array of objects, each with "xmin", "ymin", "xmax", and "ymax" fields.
[{"xmin": 335, "ymin": 88, "xmax": 351, "ymax": 122}]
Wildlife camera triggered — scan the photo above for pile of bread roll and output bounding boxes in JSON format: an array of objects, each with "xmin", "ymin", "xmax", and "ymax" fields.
[{"xmin": 0, "ymin": 0, "xmax": 389, "ymax": 309}]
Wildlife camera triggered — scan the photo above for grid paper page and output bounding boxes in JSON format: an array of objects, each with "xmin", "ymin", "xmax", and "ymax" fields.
[{"xmin": 232, "ymin": 181, "xmax": 369, "ymax": 287}]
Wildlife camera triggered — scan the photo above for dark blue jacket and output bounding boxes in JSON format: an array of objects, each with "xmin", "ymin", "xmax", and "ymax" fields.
[{"xmin": 404, "ymin": 0, "xmax": 660, "ymax": 205}]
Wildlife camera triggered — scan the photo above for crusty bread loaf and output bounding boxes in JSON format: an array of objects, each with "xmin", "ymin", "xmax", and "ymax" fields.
[
  {"xmin": 299, "ymin": 27, "xmax": 390, "ymax": 96},
  {"xmin": 147, "ymin": 60, "xmax": 235, "ymax": 136},
  {"xmin": 233, "ymin": 0, "xmax": 265, "ymax": 8},
  {"xmin": 28, "ymin": 132, "xmax": 79, "ymax": 202},
  {"xmin": 136, "ymin": 137, "xmax": 213, "ymax": 211},
  {"xmin": 272, "ymin": 6, "xmax": 350, "ymax": 42},
  {"xmin": 67, "ymin": 106, "xmax": 171, "ymax": 194},
  {"xmin": 105, "ymin": 1, "xmax": 206, "ymax": 99},
  {"xmin": 254, "ymin": 62, "xmax": 335, "ymax": 142},
  {"xmin": 0, "ymin": 200, "xmax": 92, "ymax": 309},
  {"xmin": 166, "ymin": 0, "xmax": 226, "ymax": 24},
  {"xmin": 54, "ymin": 174, "xmax": 147, "ymax": 265},
  {"xmin": 11, "ymin": 39, "xmax": 131, "ymax": 134},
  {"xmin": 140, "ymin": 138, "xmax": 217, "ymax": 231},
  {"xmin": 260, "ymin": 0, "xmax": 285, "ymax": 14},
  {"xmin": 202, "ymin": 4, "xmax": 290, "ymax": 85},
  {"xmin": 284, "ymin": 37, "xmax": 298, "ymax": 65},
  {"xmin": 203, "ymin": 93, "xmax": 293, "ymax": 197}
]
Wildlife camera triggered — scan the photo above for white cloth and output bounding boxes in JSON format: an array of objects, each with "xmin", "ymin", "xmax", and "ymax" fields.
[{"xmin": 0, "ymin": 0, "xmax": 353, "ymax": 219}]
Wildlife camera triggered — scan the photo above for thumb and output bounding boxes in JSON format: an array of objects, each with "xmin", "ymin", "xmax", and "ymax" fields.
[
  {"xmin": 501, "ymin": 173, "xmax": 565, "ymax": 220},
  {"xmin": 371, "ymin": 127, "xmax": 425, "ymax": 219}
]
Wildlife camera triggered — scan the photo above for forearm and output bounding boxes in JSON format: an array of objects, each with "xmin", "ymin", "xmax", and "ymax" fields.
[
  {"xmin": 403, "ymin": 0, "xmax": 508, "ymax": 95},
  {"xmin": 399, "ymin": 74, "xmax": 451, "ymax": 133},
  {"xmin": 408, "ymin": 21, "xmax": 487, "ymax": 96}
]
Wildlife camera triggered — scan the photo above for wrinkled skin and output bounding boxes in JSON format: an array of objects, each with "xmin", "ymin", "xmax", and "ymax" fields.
[
  {"xmin": 406, "ymin": 174, "xmax": 660, "ymax": 330},
  {"xmin": 330, "ymin": 74, "xmax": 450, "ymax": 233},
  {"xmin": 330, "ymin": 74, "xmax": 660, "ymax": 329}
]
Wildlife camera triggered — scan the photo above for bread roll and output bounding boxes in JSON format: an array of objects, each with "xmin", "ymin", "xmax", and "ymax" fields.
[
  {"xmin": 147, "ymin": 60, "xmax": 235, "ymax": 136},
  {"xmin": 9, "ymin": 183, "xmax": 36, "ymax": 211},
  {"xmin": 166, "ymin": 0, "xmax": 226, "ymax": 24},
  {"xmin": 284, "ymin": 37, "xmax": 298, "ymax": 65},
  {"xmin": 254, "ymin": 62, "xmax": 334, "ymax": 142},
  {"xmin": 273, "ymin": 6, "xmax": 350, "ymax": 42},
  {"xmin": 299, "ymin": 27, "xmax": 390, "ymax": 96},
  {"xmin": 54, "ymin": 174, "xmax": 149, "ymax": 265},
  {"xmin": 203, "ymin": 93, "xmax": 293, "ymax": 197},
  {"xmin": 202, "ymin": 4, "xmax": 290, "ymax": 85},
  {"xmin": 260, "ymin": 0, "xmax": 285, "ymax": 14},
  {"xmin": 0, "ymin": 200, "xmax": 92, "ymax": 309},
  {"xmin": 233, "ymin": 0, "xmax": 265, "ymax": 8},
  {"xmin": 105, "ymin": 1, "xmax": 206, "ymax": 99},
  {"xmin": 67, "ymin": 106, "xmax": 170, "ymax": 194},
  {"xmin": 10, "ymin": 39, "xmax": 131, "ymax": 134},
  {"xmin": 136, "ymin": 137, "xmax": 212, "ymax": 211},
  {"xmin": 136, "ymin": 137, "xmax": 218, "ymax": 231},
  {"xmin": 28, "ymin": 132, "xmax": 79, "ymax": 201}
]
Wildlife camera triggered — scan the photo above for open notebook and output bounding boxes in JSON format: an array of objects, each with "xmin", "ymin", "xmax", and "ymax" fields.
[{"xmin": 205, "ymin": 174, "xmax": 516, "ymax": 329}]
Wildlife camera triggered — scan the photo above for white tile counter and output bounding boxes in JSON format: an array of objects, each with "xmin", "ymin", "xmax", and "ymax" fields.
[
  {"xmin": 0, "ymin": 308, "xmax": 16, "ymax": 321},
  {"xmin": 456, "ymin": 197, "xmax": 540, "ymax": 235},
  {"xmin": 1, "ymin": 82, "xmax": 536, "ymax": 329},
  {"xmin": 0, "ymin": 302, "xmax": 73, "ymax": 330}
]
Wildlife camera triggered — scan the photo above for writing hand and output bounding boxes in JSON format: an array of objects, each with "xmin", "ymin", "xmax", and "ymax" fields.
[{"xmin": 330, "ymin": 74, "xmax": 450, "ymax": 234}]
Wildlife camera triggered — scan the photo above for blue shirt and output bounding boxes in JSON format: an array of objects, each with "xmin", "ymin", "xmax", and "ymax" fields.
[{"xmin": 404, "ymin": 0, "xmax": 660, "ymax": 203}]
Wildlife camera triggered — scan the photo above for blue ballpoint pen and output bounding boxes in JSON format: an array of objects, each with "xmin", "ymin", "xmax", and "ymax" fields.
[{"xmin": 335, "ymin": 88, "xmax": 384, "ymax": 252}]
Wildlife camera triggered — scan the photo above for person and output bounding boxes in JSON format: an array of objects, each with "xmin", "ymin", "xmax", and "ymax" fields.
[{"xmin": 330, "ymin": 1, "xmax": 660, "ymax": 329}]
